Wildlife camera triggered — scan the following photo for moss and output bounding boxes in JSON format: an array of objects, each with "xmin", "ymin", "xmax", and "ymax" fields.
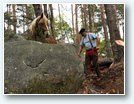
[{"xmin": 5, "ymin": 73, "xmax": 83, "ymax": 94}]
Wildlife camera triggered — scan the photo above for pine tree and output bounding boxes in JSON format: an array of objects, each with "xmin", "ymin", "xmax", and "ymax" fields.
[
  {"xmin": 100, "ymin": 4, "xmax": 112, "ymax": 58},
  {"xmin": 92, "ymin": 4, "xmax": 95, "ymax": 33},
  {"xmin": 83, "ymin": 4, "xmax": 87, "ymax": 31},
  {"xmin": 80, "ymin": 4, "xmax": 84, "ymax": 27},
  {"xmin": 71, "ymin": 4, "xmax": 75, "ymax": 43},
  {"xmin": 88, "ymin": 4, "xmax": 92, "ymax": 32},
  {"xmin": 13, "ymin": 4, "xmax": 16, "ymax": 34}
]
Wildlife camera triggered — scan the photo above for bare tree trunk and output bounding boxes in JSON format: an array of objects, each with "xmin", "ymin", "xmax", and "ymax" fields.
[
  {"xmin": 49, "ymin": 4, "xmax": 56, "ymax": 39},
  {"xmin": 33, "ymin": 4, "xmax": 42, "ymax": 17},
  {"xmin": 40, "ymin": 4, "xmax": 43, "ymax": 12},
  {"xmin": 123, "ymin": 4, "xmax": 124, "ymax": 40},
  {"xmin": 8, "ymin": 4, "xmax": 11, "ymax": 34},
  {"xmin": 114, "ymin": 4, "xmax": 121, "ymax": 38},
  {"xmin": 43, "ymin": 4, "xmax": 48, "ymax": 18},
  {"xmin": 71, "ymin": 4, "xmax": 75, "ymax": 43},
  {"xmin": 13, "ymin": 4, "xmax": 16, "ymax": 34},
  {"xmin": 75, "ymin": 4, "xmax": 80, "ymax": 44},
  {"xmin": 23, "ymin": 7, "xmax": 25, "ymax": 33},
  {"xmin": 83, "ymin": 4, "xmax": 87, "ymax": 31},
  {"xmin": 88, "ymin": 4, "xmax": 92, "ymax": 32},
  {"xmin": 58, "ymin": 4, "xmax": 63, "ymax": 42},
  {"xmin": 92, "ymin": 4, "xmax": 95, "ymax": 33},
  {"xmin": 104, "ymin": 4, "xmax": 124, "ymax": 63},
  {"xmin": 25, "ymin": 4, "xmax": 29, "ymax": 30},
  {"xmin": 80, "ymin": 4, "xmax": 84, "ymax": 27},
  {"xmin": 100, "ymin": 4, "xmax": 112, "ymax": 58}
]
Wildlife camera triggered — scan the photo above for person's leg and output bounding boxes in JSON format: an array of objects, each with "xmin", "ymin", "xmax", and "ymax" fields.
[
  {"xmin": 84, "ymin": 56, "xmax": 90, "ymax": 79},
  {"xmin": 92, "ymin": 50, "xmax": 101, "ymax": 78}
]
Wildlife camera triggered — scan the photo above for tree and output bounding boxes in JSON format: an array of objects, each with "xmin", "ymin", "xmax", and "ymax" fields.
[
  {"xmin": 114, "ymin": 4, "xmax": 121, "ymax": 38},
  {"xmin": 75, "ymin": 4, "xmax": 80, "ymax": 44},
  {"xmin": 25, "ymin": 4, "xmax": 29, "ymax": 30},
  {"xmin": 13, "ymin": 4, "xmax": 16, "ymax": 34},
  {"xmin": 33, "ymin": 4, "xmax": 42, "ymax": 17},
  {"xmin": 58, "ymin": 4, "xmax": 63, "ymax": 42},
  {"xmin": 80, "ymin": 4, "xmax": 84, "ymax": 27},
  {"xmin": 7, "ymin": 4, "xmax": 11, "ymax": 34},
  {"xmin": 49, "ymin": 4, "xmax": 56, "ymax": 39},
  {"xmin": 100, "ymin": 4, "xmax": 112, "ymax": 58},
  {"xmin": 83, "ymin": 4, "xmax": 88, "ymax": 31},
  {"xmin": 104, "ymin": 4, "xmax": 124, "ymax": 63},
  {"xmin": 43, "ymin": 4, "xmax": 48, "ymax": 18},
  {"xmin": 71, "ymin": 4, "xmax": 75, "ymax": 43},
  {"xmin": 88, "ymin": 4, "xmax": 92, "ymax": 32},
  {"xmin": 92, "ymin": 4, "xmax": 95, "ymax": 33}
]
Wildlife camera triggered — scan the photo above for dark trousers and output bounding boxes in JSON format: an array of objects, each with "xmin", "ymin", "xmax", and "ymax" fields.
[{"xmin": 84, "ymin": 48, "xmax": 101, "ymax": 79}]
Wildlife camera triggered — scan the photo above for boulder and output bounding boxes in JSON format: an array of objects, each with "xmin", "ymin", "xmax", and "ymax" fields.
[{"xmin": 4, "ymin": 40, "xmax": 84, "ymax": 94}]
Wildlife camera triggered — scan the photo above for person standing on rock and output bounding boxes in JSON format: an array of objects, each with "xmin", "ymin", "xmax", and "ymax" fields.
[{"xmin": 78, "ymin": 28, "xmax": 102, "ymax": 81}]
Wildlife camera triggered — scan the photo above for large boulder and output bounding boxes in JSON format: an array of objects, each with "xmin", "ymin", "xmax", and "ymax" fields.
[{"xmin": 4, "ymin": 40, "xmax": 84, "ymax": 94}]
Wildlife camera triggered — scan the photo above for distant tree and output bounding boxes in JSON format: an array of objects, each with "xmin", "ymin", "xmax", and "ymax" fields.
[
  {"xmin": 80, "ymin": 4, "xmax": 84, "ymax": 27},
  {"xmin": 49, "ymin": 4, "xmax": 56, "ymax": 38},
  {"xmin": 71, "ymin": 4, "xmax": 75, "ymax": 43},
  {"xmin": 25, "ymin": 4, "xmax": 29, "ymax": 30},
  {"xmin": 100, "ymin": 4, "xmax": 112, "ymax": 58},
  {"xmin": 13, "ymin": 4, "xmax": 16, "ymax": 34},
  {"xmin": 33, "ymin": 4, "xmax": 42, "ymax": 17},
  {"xmin": 92, "ymin": 4, "xmax": 95, "ymax": 33},
  {"xmin": 83, "ymin": 4, "xmax": 88, "ymax": 31},
  {"xmin": 88, "ymin": 4, "xmax": 92, "ymax": 32},
  {"xmin": 58, "ymin": 4, "xmax": 63, "ymax": 42},
  {"xmin": 75, "ymin": 4, "xmax": 80, "ymax": 44},
  {"xmin": 43, "ymin": 4, "xmax": 48, "ymax": 18}
]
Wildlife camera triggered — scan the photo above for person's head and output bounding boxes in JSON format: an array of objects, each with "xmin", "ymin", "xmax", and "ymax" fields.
[{"xmin": 79, "ymin": 28, "xmax": 87, "ymax": 37}]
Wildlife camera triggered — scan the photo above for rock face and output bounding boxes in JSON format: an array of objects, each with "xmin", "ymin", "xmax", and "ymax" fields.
[{"xmin": 4, "ymin": 40, "xmax": 84, "ymax": 94}]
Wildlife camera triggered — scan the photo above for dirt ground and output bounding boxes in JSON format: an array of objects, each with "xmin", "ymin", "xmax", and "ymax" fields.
[{"xmin": 77, "ymin": 61, "xmax": 124, "ymax": 94}]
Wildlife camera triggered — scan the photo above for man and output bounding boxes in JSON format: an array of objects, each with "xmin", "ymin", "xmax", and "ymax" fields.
[{"xmin": 78, "ymin": 28, "xmax": 102, "ymax": 81}]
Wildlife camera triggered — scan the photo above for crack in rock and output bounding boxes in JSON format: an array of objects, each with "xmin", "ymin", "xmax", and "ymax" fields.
[{"xmin": 23, "ymin": 59, "xmax": 46, "ymax": 68}]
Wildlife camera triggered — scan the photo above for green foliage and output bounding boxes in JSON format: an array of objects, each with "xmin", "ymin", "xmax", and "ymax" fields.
[{"xmin": 54, "ymin": 15, "xmax": 73, "ymax": 43}]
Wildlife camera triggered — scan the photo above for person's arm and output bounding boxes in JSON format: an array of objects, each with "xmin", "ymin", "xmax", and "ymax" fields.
[
  {"xmin": 96, "ymin": 36, "xmax": 100, "ymax": 50},
  {"xmin": 78, "ymin": 45, "xmax": 83, "ymax": 58}
]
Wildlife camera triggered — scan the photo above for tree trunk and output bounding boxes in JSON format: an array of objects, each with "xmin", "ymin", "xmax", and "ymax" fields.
[
  {"xmin": 123, "ymin": 4, "xmax": 124, "ymax": 41},
  {"xmin": 58, "ymin": 4, "xmax": 63, "ymax": 42},
  {"xmin": 25, "ymin": 4, "xmax": 29, "ymax": 30},
  {"xmin": 8, "ymin": 4, "xmax": 11, "ymax": 34},
  {"xmin": 100, "ymin": 4, "xmax": 112, "ymax": 58},
  {"xmin": 83, "ymin": 4, "xmax": 87, "ymax": 31},
  {"xmin": 23, "ymin": 6, "xmax": 25, "ymax": 33},
  {"xmin": 43, "ymin": 4, "xmax": 48, "ymax": 18},
  {"xmin": 92, "ymin": 4, "xmax": 95, "ymax": 33},
  {"xmin": 71, "ymin": 4, "xmax": 75, "ymax": 43},
  {"xmin": 40, "ymin": 4, "xmax": 43, "ymax": 12},
  {"xmin": 80, "ymin": 4, "xmax": 84, "ymax": 27},
  {"xmin": 49, "ymin": 4, "xmax": 56, "ymax": 39},
  {"xmin": 114, "ymin": 4, "xmax": 121, "ymax": 38},
  {"xmin": 13, "ymin": 4, "xmax": 16, "ymax": 34},
  {"xmin": 33, "ymin": 4, "xmax": 42, "ymax": 17},
  {"xmin": 104, "ymin": 4, "xmax": 124, "ymax": 63},
  {"xmin": 88, "ymin": 4, "xmax": 92, "ymax": 32},
  {"xmin": 75, "ymin": 4, "xmax": 80, "ymax": 44}
]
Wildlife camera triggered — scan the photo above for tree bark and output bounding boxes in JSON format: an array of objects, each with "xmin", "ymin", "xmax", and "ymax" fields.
[
  {"xmin": 80, "ymin": 4, "xmax": 84, "ymax": 27},
  {"xmin": 100, "ymin": 4, "xmax": 112, "ymax": 58},
  {"xmin": 49, "ymin": 4, "xmax": 56, "ymax": 39},
  {"xmin": 40, "ymin": 4, "xmax": 43, "ymax": 12},
  {"xmin": 75, "ymin": 4, "xmax": 80, "ymax": 44},
  {"xmin": 33, "ymin": 4, "xmax": 42, "ymax": 17},
  {"xmin": 13, "ymin": 4, "xmax": 16, "ymax": 34},
  {"xmin": 7, "ymin": 4, "xmax": 11, "ymax": 34},
  {"xmin": 114, "ymin": 4, "xmax": 121, "ymax": 38},
  {"xmin": 58, "ymin": 4, "xmax": 63, "ymax": 42},
  {"xmin": 104, "ymin": 4, "xmax": 124, "ymax": 63},
  {"xmin": 92, "ymin": 4, "xmax": 95, "ymax": 33},
  {"xmin": 83, "ymin": 4, "xmax": 88, "ymax": 31},
  {"xmin": 43, "ymin": 4, "xmax": 48, "ymax": 18},
  {"xmin": 71, "ymin": 4, "xmax": 75, "ymax": 43},
  {"xmin": 88, "ymin": 4, "xmax": 92, "ymax": 32},
  {"xmin": 23, "ymin": 6, "xmax": 25, "ymax": 33},
  {"xmin": 25, "ymin": 4, "xmax": 29, "ymax": 30}
]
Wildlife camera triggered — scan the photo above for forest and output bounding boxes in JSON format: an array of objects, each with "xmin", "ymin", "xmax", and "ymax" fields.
[{"xmin": 4, "ymin": 4, "xmax": 124, "ymax": 94}]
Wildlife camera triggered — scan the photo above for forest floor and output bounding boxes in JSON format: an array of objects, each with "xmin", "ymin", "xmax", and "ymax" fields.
[{"xmin": 77, "ymin": 61, "xmax": 124, "ymax": 94}]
